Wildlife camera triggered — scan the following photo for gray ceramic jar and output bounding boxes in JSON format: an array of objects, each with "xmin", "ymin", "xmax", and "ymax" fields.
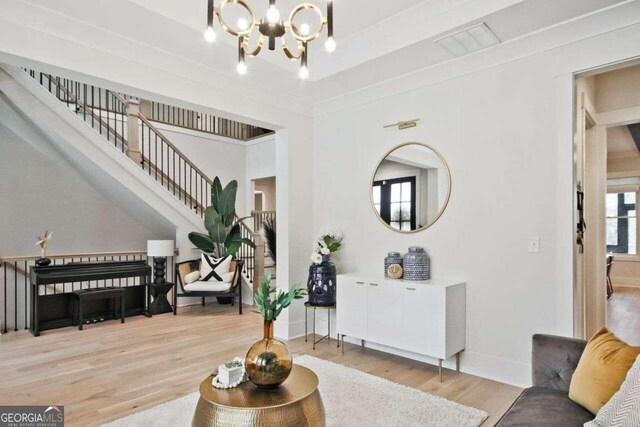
[
  {"xmin": 403, "ymin": 247, "xmax": 430, "ymax": 280},
  {"xmin": 384, "ymin": 252, "xmax": 403, "ymax": 278}
]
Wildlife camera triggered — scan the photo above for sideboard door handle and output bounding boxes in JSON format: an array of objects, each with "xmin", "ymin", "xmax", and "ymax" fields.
[
  {"xmin": 369, "ymin": 283, "xmax": 379, "ymax": 286},
  {"xmin": 406, "ymin": 287, "xmax": 416, "ymax": 291},
  {"xmin": 356, "ymin": 281, "xmax": 365, "ymax": 284}
]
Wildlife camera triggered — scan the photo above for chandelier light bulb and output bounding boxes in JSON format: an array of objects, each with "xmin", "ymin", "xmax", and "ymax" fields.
[
  {"xmin": 237, "ymin": 61, "xmax": 247, "ymax": 75},
  {"xmin": 266, "ymin": 5, "xmax": 280, "ymax": 24},
  {"xmin": 298, "ymin": 65, "xmax": 309, "ymax": 80},
  {"xmin": 204, "ymin": 26, "xmax": 216, "ymax": 43},
  {"xmin": 300, "ymin": 23, "xmax": 310, "ymax": 36},
  {"xmin": 325, "ymin": 36, "xmax": 336, "ymax": 53},
  {"xmin": 237, "ymin": 18, "xmax": 249, "ymax": 31}
]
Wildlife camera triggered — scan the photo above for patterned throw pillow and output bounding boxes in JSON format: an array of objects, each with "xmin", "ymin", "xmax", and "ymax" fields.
[
  {"xmin": 586, "ymin": 355, "xmax": 640, "ymax": 427},
  {"xmin": 199, "ymin": 254, "xmax": 232, "ymax": 282}
]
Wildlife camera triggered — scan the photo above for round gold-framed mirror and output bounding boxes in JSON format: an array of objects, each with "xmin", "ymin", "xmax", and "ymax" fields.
[{"xmin": 371, "ymin": 142, "xmax": 451, "ymax": 233}]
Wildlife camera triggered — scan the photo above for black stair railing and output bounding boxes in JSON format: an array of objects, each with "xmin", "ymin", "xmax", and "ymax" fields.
[
  {"xmin": 25, "ymin": 70, "xmax": 128, "ymax": 152},
  {"xmin": 148, "ymin": 100, "xmax": 272, "ymax": 141},
  {"xmin": 21, "ymin": 68, "xmax": 263, "ymax": 287},
  {"xmin": 0, "ymin": 251, "xmax": 171, "ymax": 333}
]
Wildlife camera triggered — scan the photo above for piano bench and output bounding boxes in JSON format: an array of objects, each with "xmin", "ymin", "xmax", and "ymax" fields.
[{"xmin": 71, "ymin": 287, "xmax": 126, "ymax": 331}]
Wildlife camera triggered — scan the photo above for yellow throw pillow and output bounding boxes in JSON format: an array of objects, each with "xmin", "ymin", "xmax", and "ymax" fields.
[{"xmin": 569, "ymin": 327, "xmax": 640, "ymax": 414}]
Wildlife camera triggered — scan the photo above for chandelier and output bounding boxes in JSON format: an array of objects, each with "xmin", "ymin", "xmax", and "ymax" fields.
[{"xmin": 204, "ymin": 0, "xmax": 335, "ymax": 79}]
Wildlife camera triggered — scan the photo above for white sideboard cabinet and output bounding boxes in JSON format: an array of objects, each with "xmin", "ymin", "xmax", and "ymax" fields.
[{"xmin": 336, "ymin": 274, "xmax": 466, "ymax": 381}]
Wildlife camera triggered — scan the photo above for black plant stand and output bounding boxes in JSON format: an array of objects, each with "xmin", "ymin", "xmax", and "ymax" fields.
[
  {"xmin": 149, "ymin": 282, "xmax": 174, "ymax": 314},
  {"xmin": 304, "ymin": 302, "xmax": 339, "ymax": 350}
]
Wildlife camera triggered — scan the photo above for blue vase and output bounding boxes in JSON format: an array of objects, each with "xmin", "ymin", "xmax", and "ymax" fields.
[
  {"xmin": 403, "ymin": 247, "xmax": 430, "ymax": 281},
  {"xmin": 307, "ymin": 262, "xmax": 337, "ymax": 306}
]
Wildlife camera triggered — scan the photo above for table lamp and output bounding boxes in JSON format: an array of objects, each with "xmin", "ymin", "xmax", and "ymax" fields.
[{"xmin": 147, "ymin": 240, "xmax": 174, "ymax": 284}]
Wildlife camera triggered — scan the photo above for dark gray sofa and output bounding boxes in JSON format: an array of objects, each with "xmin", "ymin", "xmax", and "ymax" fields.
[{"xmin": 496, "ymin": 334, "xmax": 594, "ymax": 426}]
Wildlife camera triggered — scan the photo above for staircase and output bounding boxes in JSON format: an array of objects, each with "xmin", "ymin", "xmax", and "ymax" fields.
[{"xmin": 13, "ymin": 68, "xmax": 265, "ymax": 286}]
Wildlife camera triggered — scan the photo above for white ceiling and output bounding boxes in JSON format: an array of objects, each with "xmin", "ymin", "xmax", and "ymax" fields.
[
  {"xmin": 121, "ymin": 0, "xmax": 626, "ymax": 80},
  {"xmin": 5, "ymin": 0, "xmax": 632, "ymax": 108},
  {"xmin": 127, "ymin": 0, "xmax": 428, "ymax": 41}
]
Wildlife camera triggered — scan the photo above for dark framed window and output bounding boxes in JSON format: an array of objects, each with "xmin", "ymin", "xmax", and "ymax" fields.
[
  {"xmin": 606, "ymin": 191, "xmax": 637, "ymax": 255},
  {"xmin": 373, "ymin": 177, "xmax": 416, "ymax": 231}
]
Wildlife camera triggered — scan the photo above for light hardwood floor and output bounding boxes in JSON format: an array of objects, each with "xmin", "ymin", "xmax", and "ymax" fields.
[
  {"xmin": 608, "ymin": 286, "xmax": 640, "ymax": 345},
  {"xmin": 0, "ymin": 304, "xmax": 521, "ymax": 426}
]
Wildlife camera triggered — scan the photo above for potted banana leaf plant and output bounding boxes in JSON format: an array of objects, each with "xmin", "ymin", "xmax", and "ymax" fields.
[{"xmin": 188, "ymin": 177, "xmax": 256, "ymax": 302}]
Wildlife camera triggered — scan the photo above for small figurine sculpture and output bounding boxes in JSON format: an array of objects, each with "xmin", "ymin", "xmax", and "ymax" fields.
[{"xmin": 35, "ymin": 230, "xmax": 53, "ymax": 266}]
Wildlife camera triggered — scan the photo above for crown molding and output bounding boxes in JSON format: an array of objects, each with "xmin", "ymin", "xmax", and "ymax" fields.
[
  {"xmin": 312, "ymin": 0, "xmax": 524, "ymax": 80},
  {"xmin": 311, "ymin": 0, "xmax": 640, "ymax": 117}
]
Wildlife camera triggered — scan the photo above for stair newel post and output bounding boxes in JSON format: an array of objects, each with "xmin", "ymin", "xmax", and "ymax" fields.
[
  {"xmin": 253, "ymin": 232, "xmax": 265, "ymax": 294},
  {"xmin": 126, "ymin": 99, "xmax": 142, "ymax": 165},
  {"xmin": 139, "ymin": 99, "xmax": 152, "ymax": 118}
]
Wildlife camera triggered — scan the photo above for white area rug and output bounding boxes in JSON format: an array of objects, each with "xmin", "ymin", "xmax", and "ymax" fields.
[{"xmin": 104, "ymin": 355, "xmax": 488, "ymax": 427}]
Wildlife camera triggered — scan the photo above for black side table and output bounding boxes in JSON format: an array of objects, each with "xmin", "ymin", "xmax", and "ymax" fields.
[{"xmin": 149, "ymin": 282, "xmax": 174, "ymax": 314}]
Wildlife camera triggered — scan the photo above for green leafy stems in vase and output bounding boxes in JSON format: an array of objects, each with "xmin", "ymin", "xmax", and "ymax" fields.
[
  {"xmin": 310, "ymin": 229, "xmax": 343, "ymax": 265},
  {"xmin": 245, "ymin": 274, "xmax": 307, "ymax": 389}
]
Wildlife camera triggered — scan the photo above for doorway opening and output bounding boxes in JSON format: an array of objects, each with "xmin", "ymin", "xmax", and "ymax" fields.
[
  {"xmin": 252, "ymin": 176, "xmax": 277, "ymax": 278},
  {"xmin": 574, "ymin": 60, "xmax": 640, "ymax": 343}
]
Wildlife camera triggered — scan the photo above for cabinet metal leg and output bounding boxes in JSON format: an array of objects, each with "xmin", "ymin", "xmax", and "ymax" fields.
[
  {"xmin": 438, "ymin": 359, "xmax": 443, "ymax": 383},
  {"xmin": 456, "ymin": 352, "xmax": 461, "ymax": 372},
  {"xmin": 341, "ymin": 334, "xmax": 344, "ymax": 355},
  {"xmin": 327, "ymin": 310, "xmax": 331, "ymax": 341},
  {"xmin": 361, "ymin": 339, "xmax": 365, "ymax": 348}
]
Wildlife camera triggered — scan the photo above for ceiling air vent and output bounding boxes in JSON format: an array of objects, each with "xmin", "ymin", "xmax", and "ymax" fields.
[{"xmin": 435, "ymin": 23, "xmax": 500, "ymax": 57}]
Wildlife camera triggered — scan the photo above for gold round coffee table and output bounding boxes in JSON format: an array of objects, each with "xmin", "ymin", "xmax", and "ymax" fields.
[{"xmin": 192, "ymin": 365, "xmax": 325, "ymax": 427}]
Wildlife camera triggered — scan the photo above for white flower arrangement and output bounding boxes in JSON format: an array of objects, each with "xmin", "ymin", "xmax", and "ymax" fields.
[
  {"xmin": 310, "ymin": 252, "xmax": 323, "ymax": 264},
  {"xmin": 310, "ymin": 229, "xmax": 343, "ymax": 265}
]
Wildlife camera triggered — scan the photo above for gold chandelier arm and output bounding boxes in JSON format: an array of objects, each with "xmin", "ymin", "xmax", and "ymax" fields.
[
  {"xmin": 243, "ymin": 34, "xmax": 264, "ymax": 58},
  {"xmin": 281, "ymin": 37, "xmax": 304, "ymax": 60},
  {"xmin": 286, "ymin": 3, "xmax": 326, "ymax": 43},
  {"xmin": 217, "ymin": 0, "xmax": 255, "ymax": 37}
]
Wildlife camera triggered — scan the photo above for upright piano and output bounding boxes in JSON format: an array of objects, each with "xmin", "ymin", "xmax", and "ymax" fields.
[{"xmin": 30, "ymin": 260, "xmax": 152, "ymax": 336}]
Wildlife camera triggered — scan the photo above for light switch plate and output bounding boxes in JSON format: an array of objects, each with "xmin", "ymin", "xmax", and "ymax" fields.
[{"xmin": 528, "ymin": 237, "xmax": 540, "ymax": 253}]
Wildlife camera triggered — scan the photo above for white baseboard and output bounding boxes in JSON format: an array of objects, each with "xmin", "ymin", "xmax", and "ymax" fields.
[
  {"xmin": 295, "ymin": 320, "xmax": 530, "ymax": 388},
  {"xmin": 284, "ymin": 319, "xmax": 307, "ymax": 341},
  {"xmin": 339, "ymin": 336, "xmax": 530, "ymax": 388}
]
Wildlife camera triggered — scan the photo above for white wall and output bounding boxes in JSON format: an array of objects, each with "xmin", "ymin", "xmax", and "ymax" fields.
[
  {"xmin": 595, "ymin": 63, "xmax": 640, "ymax": 112},
  {"xmin": 0, "ymin": 122, "xmax": 174, "ymax": 257},
  {"xmin": 247, "ymin": 137, "xmax": 276, "ymax": 180},
  {"xmin": 152, "ymin": 124, "xmax": 248, "ymax": 216},
  {"xmin": 313, "ymin": 22, "xmax": 640, "ymax": 387},
  {"xmin": 246, "ymin": 136, "xmax": 277, "ymax": 214},
  {"xmin": 254, "ymin": 177, "xmax": 276, "ymax": 212}
]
